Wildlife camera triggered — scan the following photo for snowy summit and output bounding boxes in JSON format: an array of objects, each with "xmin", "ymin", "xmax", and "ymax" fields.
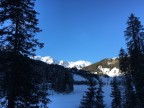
[{"xmin": 32, "ymin": 56, "xmax": 92, "ymax": 69}]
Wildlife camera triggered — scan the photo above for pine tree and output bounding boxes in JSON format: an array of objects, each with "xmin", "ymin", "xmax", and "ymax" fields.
[
  {"xmin": 95, "ymin": 79, "xmax": 105, "ymax": 108},
  {"xmin": 124, "ymin": 14, "xmax": 143, "ymax": 75},
  {"xmin": 0, "ymin": 0, "xmax": 43, "ymax": 55},
  {"xmin": 0, "ymin": 0, "xmax": 49, "ymax": 108},
  {"xmin": 124, "ymin": 13, "xmax": 144, "ymax": 107},
  {"xmin": 119, "ymin": 48, "xmax": 129, "ymax": 73},
  {"xmin": 0, "ymin": 52, "xmax": 50, "ymax": 108},
  {"xmin": 111, "ymin": 77, "xmax": 122, "ymax": 108},
  {"xmin": 80, "ymin": 78, "xmax": 97, "ymax": 108},
  {"xmin": 122, "ymin": 75, "xmax": 137, "ymax": 108},
  {"xmin": 119, "ymin": 48, "xmax": 137, "ymax": 108}
]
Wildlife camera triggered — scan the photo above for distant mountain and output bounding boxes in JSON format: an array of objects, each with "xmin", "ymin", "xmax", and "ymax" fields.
[
  {"xmin": 83, "ymin": 58, "xmax": 121, "ymax": 77},
  {"xmin": 32, "ymin": 56, "xmax": 92, "ymax": 69}
]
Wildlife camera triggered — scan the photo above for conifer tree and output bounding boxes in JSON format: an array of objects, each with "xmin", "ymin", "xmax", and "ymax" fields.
[
  {"xmin": 122, "ymin": 75, "xmax": 137, "ymax": 108},
  {"xmin": 0, "ymin": 0, "xmax": 49, "ymax": 108},
  {"xmin": 119, "ymin": 48, "xmax": 137, "ymax": 108},
  {"xmin": 0, "ymin": 0, "xmax": 43, "ymax": 55},
  {"xmin": 111, "ymin": 77, "xmax": 122, "ymax": 108},
  {"xmin": 124, "ymin": 13, "xmax": 144, "ymax": 107},
  {"xmin": 124, "ymin": 14, "xmax": 144, "ymax": 75},
  {"xmin": 95, "ymin": 79, "xmax": 105, "ymax": 108},
  {"xmin": 119, "ymin": 48, "xmax": 129, "ymax": 73},
  {"xmin": 80, "ymin": 78, "xmax": 97, "ymax": 108}
]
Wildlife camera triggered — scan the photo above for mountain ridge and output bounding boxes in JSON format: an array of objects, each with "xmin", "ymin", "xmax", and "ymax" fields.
[
  {"xmin": 32, "ymin": 56, "xmax": 122, "ymax": 77},
  {"xmin": 32, "ymin": 56, "xmax": 92, "ymax": 69},
  {"xmin": 82, "ymin": 58, "xmax": 121, "ymax": 77}
]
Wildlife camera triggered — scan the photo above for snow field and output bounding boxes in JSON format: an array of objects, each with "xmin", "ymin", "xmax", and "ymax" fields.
[{"xmin": 49, "ymin": 75, "xmax": 112, "ymax": 108}]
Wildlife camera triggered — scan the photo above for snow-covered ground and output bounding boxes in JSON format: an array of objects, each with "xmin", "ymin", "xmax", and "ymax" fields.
[
  {"xmin": 0, "ymin": 74, "xmax": 112, "ymax": 108},
  {"xmin": 48, "ymin": 75, "xmax": 112, "ymax": 108},
  {"xmin": 103, "ymin": 85, "xmax": 112, "ymax": 108},
  {"xmin": 49, "ymin": 85, "xmax": 88, "ymax": 108},
  {"xmin": 49, "ymin": 74, "xmax": 88, "ymax": 108},
  {"xmin": 73, "ymin": 74, "xmax": 87, "ymax": 81}
]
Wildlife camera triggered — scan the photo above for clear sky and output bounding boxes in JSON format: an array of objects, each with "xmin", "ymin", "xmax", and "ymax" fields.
[{"xmin": 34, "ymin": 0, "xmax": 144, "ymax": 63}]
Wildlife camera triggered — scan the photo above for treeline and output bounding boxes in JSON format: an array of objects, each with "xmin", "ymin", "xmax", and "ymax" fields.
[
  {"xmin": 34, "ymin": 60, "xmax": 74, "ymax": 93},
  {"xmin": 0, "ymin": 51, "xmax": 74, "ymax": 107}
]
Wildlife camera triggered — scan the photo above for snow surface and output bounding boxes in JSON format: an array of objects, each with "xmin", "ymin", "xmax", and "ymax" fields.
[
  {"xmin": 103, "ymin": 85, "xmax": 112, "ymax": 108},
  {"xmin": 94, "ymin": 66, "xmax": 121, "ymax": 77},
  {"xmin": 48, "ymin": 75, "xmax": 112, "ymax": 108},
  {"xmin": 0, "ymin": 75, "xmax": 113, "ymax": 108},
  {"xmin": 100, "ymin": 76, "xmax": 113, "ymax": 108},
  {"xmin": 48, "ymin": 84, "xmax": 112, "ymax": 108},
  {"xmin": 73, "ymin": 74, "xmax": 87, "ymax": 81},
  {"xmin": 32, "ymin": 56, "xmax": 91, "ymax": 69},
  {"xmin": 48, "ymin": 85, "xmax": 88, "ymax": 108}
]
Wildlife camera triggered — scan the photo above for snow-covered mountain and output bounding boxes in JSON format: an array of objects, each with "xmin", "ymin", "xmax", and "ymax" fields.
[
  {"xmin": 32, "ymin": 56, "xmax": 91, "ymax": 69},
  {"xmin": 83, "ymin": 58, "xmax": 121, "ymax": 77},
  {"xmin": 94, "ymin": 66, "xmax": 121, "ymax": 77}
]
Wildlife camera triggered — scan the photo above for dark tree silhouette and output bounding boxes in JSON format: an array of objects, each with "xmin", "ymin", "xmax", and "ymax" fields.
[
  {"xmin": 124, "ymin": 13, "xmax": 144, "ymax": 107},
  {"xmin": 0, "ymin": 0, "xmax": 49, "ymax": 108},
  {"xmin": 95, "ymin": 79, "xmax": 105, "ymax": 108},
  {"xmin": 119, "ymin": 48, "xmax": 137, "ymax": 108},
  {"xmin": 111, "ymin": 77, "xmax": 122, "ymax": 108},
  {"xmin": 80, "ymin": 78, "xmax": 97, "ymax": 108},
  {"xmin": 119, "ymin": 48, "xmax": 129, "ymax": 73},
  {"xmin": 0, "ymin": 0, "xmax": 43, "ymax": 56}
]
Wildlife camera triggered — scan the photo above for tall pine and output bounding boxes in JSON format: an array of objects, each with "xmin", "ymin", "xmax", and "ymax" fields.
[
  {"xmin": 80, "ymin": 78, "xmax": 97, "ymax": 108},
  {"xmin": 119, "ymin": 48, "xmax": 128, "ymax": 73},
  {"xmin": 95, "ymin": 79, "xmax": 105, "ymax": 108},
  {"xmin": 124, "ymin": 14, "xmax": 144, "ymax": 107},
  {"xmin": 0, "ymin": 0, "xmax": 49, "ymax": 108},
  {"xmin": 111, "ymin": 77, "xmax": 122, "ymax": 108},
  {"xmin": 0, "ymin": 0, "xmax": 43, "ymax": 55},
  {"xmin": 119, "ymin": 48, "xmax": 137, "ymax": 108}
]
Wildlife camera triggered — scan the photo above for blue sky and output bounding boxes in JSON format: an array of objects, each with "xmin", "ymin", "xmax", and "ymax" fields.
[{"xmin": 35, "ymin": 0, "xmax": 144, "ymax": 63}]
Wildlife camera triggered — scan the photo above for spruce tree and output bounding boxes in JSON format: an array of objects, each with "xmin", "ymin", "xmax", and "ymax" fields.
[
  {"xmin": 119, "ymin": 48, "xmax": 137, "ymax": 108},
  {"xmin": 124, "ymin": 13, "xmax": 144, "ymax": 107},
  {"xmin": 0, "ymin": 52, "xmax": 50, "ymax": 108},
  {"xmin": 0, "ymin": 0, "xmax": 49, "ymax": 108},
  {"xmin": 122, "ymin": 75, "xmax": 137, "ymax": 108},
  {"xmin": 111, "ymin": 77, "xmax": 122, "ymax": 108},
  {"xmin": 95, "ymin": 79, "xmax": 105, "ymax": 108},
  {"xmin": 119, "ymin": 48, "xmax": 129, "ymax": 73},
  {"xmin": 80, "ymin": 78, "xmax": 97, "ymax": 108},
  {"xmin": 124, "ymin": 14, "xmax": 144, "ymax": 75},
  {"xmin": 0, "ymin": 0, "xmax": 43, "ymax": 55}
]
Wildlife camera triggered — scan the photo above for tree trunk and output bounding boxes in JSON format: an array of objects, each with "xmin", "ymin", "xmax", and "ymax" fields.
[
  {"xmin": 8, "ymin": 95, "xmax": 15, "ymax": 108},
  {"xmin": 8, "ymin": 86, "xmax": 15, "ymax": 108}
]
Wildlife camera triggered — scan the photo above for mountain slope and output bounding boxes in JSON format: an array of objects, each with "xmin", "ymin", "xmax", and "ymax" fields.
[
  {"xmin": 83, "ymin": 58, "xmax": 121, "ymax": 77},
  {"xmin": 32, "ymin": 56, "xmax": 91, "ymax": 69}
]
